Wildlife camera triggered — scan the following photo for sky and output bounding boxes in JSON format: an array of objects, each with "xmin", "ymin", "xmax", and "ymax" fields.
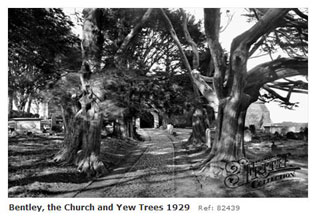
[{"xmin": 65, "ymin": 7, "xmax": 308, "ymax": 123}]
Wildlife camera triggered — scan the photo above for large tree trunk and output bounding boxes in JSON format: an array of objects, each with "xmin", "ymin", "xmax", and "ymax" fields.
[
  {"xmin": 198, "ymin": 8, "xmax": 292, "ymax": 178},
  {"xmin": 53, "ymin": 9, "xmax": 152, "ymax": 177},
  {"xmin": 54, "ymin": 105, "xmax": 82, "ymax": 164},
  {"xmin": 212, "ymin": 99, "xmax": 249, "ymax": 157},
  {"xmin": 113, "ymin": 114, "xmax": 140, "ymax": 139},
  {"xmin": 77, "ymin": 112, "xmax": 105, "ymax": 176},
  {"xmin": 54, "ymin": 99, "xmax": 108, "ymax": 177},
  {"xmin": 113, "ymin": 115, "xmax": 129, "ymax": 139},
  {"xmin": 164, "ymin": 8, "xmax": 306, "ymax": 180},
  {"xmin": 126, "ymin": 117, "xmax": 139, "ymax": 139},
  {"xmin": 53, "ymin": 8, "xmax": 108, "ymax": 177},
  {"xmin": 213, "ymin": 101, "xmax": 240, "ymax": 160},
  {"xmin": 206, "ymin": 99, "xmax": 242, "ymax": 177},
  {"xmin": 203, "ymin": 94, "xmax": 251, "ymax": 177}
]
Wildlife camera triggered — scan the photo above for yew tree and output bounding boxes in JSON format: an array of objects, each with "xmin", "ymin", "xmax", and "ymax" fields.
[
  {"xmin": 52, "ymin": 8, "xmax": 155, "ymax": 176},
  {"xmin": 203, "ymin": 9, "xmax": 307, "ymax": 175},
  {"xmin": 52, "ymin": 8, "xmax": 209, "ymax": 177},
  {"xmin": 160, "ymin": 8, "xmax": 307, "ymax": 176},
  {"xmin": 51, "ymin": 8, "xmax": 307, "ymax": 178}
]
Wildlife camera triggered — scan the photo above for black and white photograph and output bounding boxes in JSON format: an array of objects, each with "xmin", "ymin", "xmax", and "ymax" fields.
[
  {"xmin": 7, "ymin": 6, "xmax": 309, "ymax": 200},
  {"xmin": 8, "ymin": 7, "xmax": 309, "ymax": 198}
]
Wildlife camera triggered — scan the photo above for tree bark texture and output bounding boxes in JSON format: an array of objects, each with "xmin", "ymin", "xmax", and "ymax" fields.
[
  {"xmin": 113, "ymin": 113, "xmax": 139, "ymax": 139},
  {"xmin": 54, "ymin": 8, "xmax": 108, "ymax": 177},
  {"xmin": 160, "ymin": 8, "xmax": 219, "ymax": 143},
  {"xmin": 199, "ymin": 8, "xmax": 297, "ymax": 177},
  {"xmin": 54, "ymin": 8, "xmax": 153, "ymax": 176},
  {"xmin": 54, "ymin": 102, "xmax": 107, "ymax": 177},
  {"xmin": 161, "ymin": 9, "xmax": 306, "ymax": 177}
]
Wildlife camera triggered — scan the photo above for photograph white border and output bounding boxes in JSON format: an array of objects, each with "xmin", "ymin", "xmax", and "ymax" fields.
[{"xmin": 1, "ymin": 1, "xmax": 314, "ymax": 218}]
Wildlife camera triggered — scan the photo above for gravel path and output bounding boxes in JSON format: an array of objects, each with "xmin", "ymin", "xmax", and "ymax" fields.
[{"xmin": 73, "ymin": 128, "xmax": 194, "ymax": 197}]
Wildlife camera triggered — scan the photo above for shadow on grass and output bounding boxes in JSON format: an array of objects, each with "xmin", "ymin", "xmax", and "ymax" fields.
[
  {"xmin": 8, "ymin": 160, "xmax": 59, "ymax": 174},
  {"xmin": 8, "ymin": 148, "xmax": 58, "ymax": 157},
  {"xmin": 9, "ymin": 171, "xmax": 90, "ymax": 187},
  {"xmin": 8, "ymin": 134, "xmax": 141, "ymax": 197}
]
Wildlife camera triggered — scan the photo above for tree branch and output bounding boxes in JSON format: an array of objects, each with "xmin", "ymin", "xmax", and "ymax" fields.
[
  {"xmin": 245, "ymin": 58, "xmax": 308, "ymax": 89},
  {"xmin": 293, "ymin": 8, "xmax": 308, "ymax": 20},
  {"xmin": 204, "ymin": 8, "xmax": 226, "ymax": 99},
  {"xmin": 248, "ymin": 36, "xmax": 265, "ymax": 58},
  {"xmin": 191, "ymin": 70, "xmax": 219, "ymax": 109},
  {"xmin": 266, "ymin": 84, "xmax": 308, "ymax": 94},
  {"xmin": 115, "ymin": 8, "xmax": 153, "ymax": 58},
  {"xmin": 181, "ymin": 8, "xmax": 199, "ymax": 69},
  {"xmin": 159, "ymin": 8, "xmax": 200, "ymax": 97},
  {"xmin": 231, "ymin": 8, "xmax": 291, "ymax": 52},
  {"xmin": 262, "ymin": 84, "xmax": 296, "ymax": 106}
]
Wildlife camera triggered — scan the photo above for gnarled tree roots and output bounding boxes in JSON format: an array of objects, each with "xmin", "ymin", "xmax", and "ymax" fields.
[
  {"xmin": 76, "ymin": 151, "xmax": 109, "ymax": 177},
  {"xmin": 53, "ymin": 148, "xmax": 109, "ymax": 178}
]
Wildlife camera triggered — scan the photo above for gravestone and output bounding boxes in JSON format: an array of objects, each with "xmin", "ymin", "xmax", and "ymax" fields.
[
  {"xmin": 11, "ymin": 118, "xmax": 42, "ymax": 134},
  {"xmin": 167, "ymin": 124, "xmax": 174, "ymax": 135}
]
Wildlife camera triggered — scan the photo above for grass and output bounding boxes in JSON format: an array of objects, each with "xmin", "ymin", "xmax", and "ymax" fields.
[{"xmin": 8, "ymin": 134, "xmax": 137, "ymax": 197}]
